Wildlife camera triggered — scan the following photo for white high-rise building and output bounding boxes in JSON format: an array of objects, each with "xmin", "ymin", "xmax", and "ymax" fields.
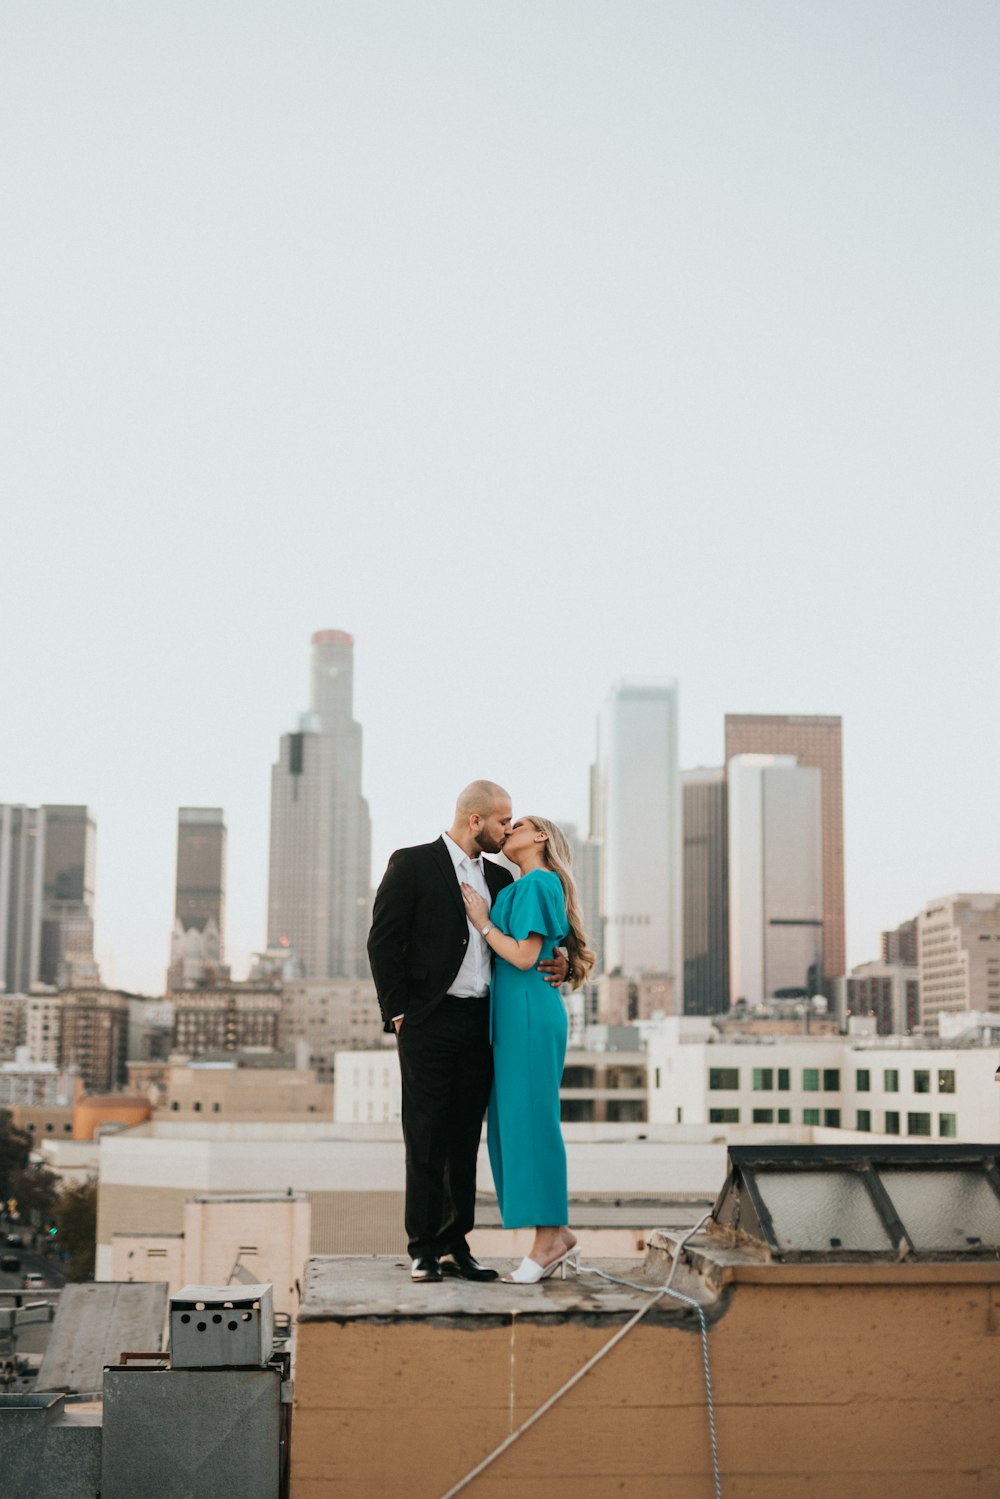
[
  {"xmin": 595, "ymin": 680, "xmax": 682, "ymax": 1001},
  {"xmin": 728, "ymin": 754, "xmax": 823, "ymax": 1005},
  {"xmin": 918, "ymin": 894, "xmax": 1000, "ymax": 1032},
  {"xmin": 267, "ymin": 631, "xmax": 372, "ymax": 980}
]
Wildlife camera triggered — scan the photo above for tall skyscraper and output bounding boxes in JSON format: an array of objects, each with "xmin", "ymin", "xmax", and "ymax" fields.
[
  {"xmin": 167, "ymin": 808, "xmax": 228, "ymax": 992},
  {"xmin": 39, "ymin": 805, "xmax": 97, "ymax": 987},
  {"xmin": 267, "ymin": 631, "xmax": 372, "ymax": 980},
  {"xmin": 728, "ymin": 754, "xmax": 823, "ymax": 1005},
  {"xmin": 682, "ymin": 768, "xmax": 729, "ymax": 1015},
  {"xmin": 595, "ymin": 680, "xmax": 682, "ymax": 1002},
  {"xmin": 1, "ymin": 804, "xmax": 98, "ymax": 993},
  {"xmin": 724, "ymin": 713, "xmax": 845, "ymax": 985},
  {"xmin": 0, "ymin": 805, "xmax": 44, "ymax": 994}
]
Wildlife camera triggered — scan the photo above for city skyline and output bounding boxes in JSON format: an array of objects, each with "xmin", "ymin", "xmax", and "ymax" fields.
[
  {"xmin": 4, "ymin": 645, "xmax": 997, "ymax": 999},
  {"xmin": 2, "ymin": 5, "xmax": 999, "ymax": 993}
]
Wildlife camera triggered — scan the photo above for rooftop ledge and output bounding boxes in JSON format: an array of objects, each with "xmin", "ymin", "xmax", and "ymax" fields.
[{"xmin": 298, "ymin": 1252, "xmax": 721, "ymax": 1328}]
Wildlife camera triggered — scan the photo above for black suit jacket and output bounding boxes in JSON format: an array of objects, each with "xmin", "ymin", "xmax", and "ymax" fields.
[{"xmin": 367, "ymin": 837, "xmax": 514, "ymax": 1032}]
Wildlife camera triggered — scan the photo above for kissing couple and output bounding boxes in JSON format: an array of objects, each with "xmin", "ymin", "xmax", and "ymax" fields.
[{"xmin": 368, "ymin": 779, "xmax": 595, "ymax": 1284}]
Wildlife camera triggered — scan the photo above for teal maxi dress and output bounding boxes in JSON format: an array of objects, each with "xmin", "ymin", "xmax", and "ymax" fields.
[{"xmin": 487, "ymin": 868, "xmax": 569, "ymax": 1228}]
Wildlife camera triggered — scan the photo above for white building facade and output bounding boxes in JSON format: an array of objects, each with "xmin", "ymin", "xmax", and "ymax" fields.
[{"xmin": 647, "ymin": 1018, "xmax": 1000, "ymax": 1141}]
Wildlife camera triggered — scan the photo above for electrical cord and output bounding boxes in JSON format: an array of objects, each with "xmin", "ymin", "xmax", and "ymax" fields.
[{"xmin": 437, "ymin": 1213, "xmax": 722, "ymax": 1499}]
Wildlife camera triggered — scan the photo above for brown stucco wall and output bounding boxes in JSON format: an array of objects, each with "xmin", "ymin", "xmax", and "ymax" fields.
[{"xmin": 291, "ymin": 1272, "xmax": 1000, "ymax": 1498}]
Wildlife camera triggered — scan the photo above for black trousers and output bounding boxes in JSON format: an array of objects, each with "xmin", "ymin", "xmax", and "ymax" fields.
[{"xmin": 396, "ymin": 994, "xmax": 493, "ymax": 1260}]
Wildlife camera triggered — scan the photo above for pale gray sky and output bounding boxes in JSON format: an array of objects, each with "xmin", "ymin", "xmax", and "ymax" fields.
[{"xmin": 2, "ymin": 2, "xmax": 998, "ymax": 995}]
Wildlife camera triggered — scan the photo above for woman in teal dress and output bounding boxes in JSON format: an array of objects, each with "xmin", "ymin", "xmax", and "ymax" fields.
[{"xmin": 462, "ymin": 816, "xmax": 595, "ymax": 1284}]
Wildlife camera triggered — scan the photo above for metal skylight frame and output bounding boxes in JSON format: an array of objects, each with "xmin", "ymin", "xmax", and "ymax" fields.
[{"xmin": 711, "ymin": 1143, "xmax": 1000, "ymax": 1262}]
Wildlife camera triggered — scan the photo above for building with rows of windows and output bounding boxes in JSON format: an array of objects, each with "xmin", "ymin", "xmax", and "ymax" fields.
[{"xmin": 646, "ymin": 1016, "xmax": 999, "ymax": 1140}]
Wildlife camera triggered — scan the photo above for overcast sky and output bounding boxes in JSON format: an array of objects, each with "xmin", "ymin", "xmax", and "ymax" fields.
[{"xmin": 2, "ymin": 2, "xmax": 998, "ymax": 995}]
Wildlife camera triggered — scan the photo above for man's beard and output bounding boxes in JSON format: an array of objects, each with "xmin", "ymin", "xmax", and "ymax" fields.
[{"xmin": 474, "ymin": 828, "xmax": 505, "ymax": 855}]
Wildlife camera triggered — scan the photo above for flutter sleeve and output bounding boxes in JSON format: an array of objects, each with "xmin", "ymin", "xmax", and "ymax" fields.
[{"xmin": 508, "ymin": 871, "xmax": 568, "ymax": 942}]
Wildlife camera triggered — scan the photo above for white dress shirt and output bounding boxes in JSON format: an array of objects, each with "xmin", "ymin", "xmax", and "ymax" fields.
[{"xmin": 441, "ymin": 831, "xmax": 493, "ymax": 997}]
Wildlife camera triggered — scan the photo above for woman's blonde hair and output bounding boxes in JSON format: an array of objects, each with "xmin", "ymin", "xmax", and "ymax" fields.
[{"xmin": 525, "ymin": 816, "xmax": 596, "ymax": 990}]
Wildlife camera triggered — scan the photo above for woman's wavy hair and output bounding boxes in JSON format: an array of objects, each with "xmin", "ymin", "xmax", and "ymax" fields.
[{"xmin": 525, "ymin": 816, "xmax": 596, "ymax": 990}]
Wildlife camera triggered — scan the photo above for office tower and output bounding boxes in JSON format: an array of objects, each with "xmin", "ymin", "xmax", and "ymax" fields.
[
  {"xmin": 728, "ymin": 754, "xmax": 823, "ymax": 1005},
  {"xmin": 60, "ymin": 989, "xmax": 128, "ymax": 1092},
  {"xmin": 682, "ymin": 768, "xmax": 729, "ymax": 1015},
  {"xmin": 167, "ymin": 808, "xmax": 229, "ymax": 991},
  {"xmin": 881, "ymin": 918, "xmax": 919, "ymax": 967},
  {"xmin": 832, "ymin": 962, "xmax": 920, "ymax": 1035},
  {"xmin": 0, "ymin": 805, "xmax": 44, "ymax": 994},
  {"xmin": 724, "ymin": 714, "xmax": 845, "ymax": 985},
  {"xmin": 267, "ymin": 631, "xmax": 372, "ymax": 980},
  {"xmin": 39, "ymin": 805, "xmax": 98, "ymax": 987},
  {"xmin": 1, "ymin": 804, "xmax": 99, "ymax": 994},
  {"xmin": 595, "ymin": 680, "xmax": 682, "ymax": 1001},
  {"xmin": 172, "ymin": 986, "xmax": 283, "ymax": 1056},
  {"xmin": 918, "ymin": 894, "xmax": 1000, "ymax": 1032}
]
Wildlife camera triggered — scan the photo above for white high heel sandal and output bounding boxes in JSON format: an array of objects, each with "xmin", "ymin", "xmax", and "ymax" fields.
[{"xmin": 502, "ymin": 1249, "xmax": 580, "ymax": 1284}]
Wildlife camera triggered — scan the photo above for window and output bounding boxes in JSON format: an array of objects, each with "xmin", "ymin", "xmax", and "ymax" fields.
[
  {"xmin": 938, "ymin": 1069, "xmax": 956, "ymax": 1095},
  {"xmin": 824, "ymin": 1108, "xmax": 841, "ymax": 1128},
  {"xmin": 752, "ymin": 1108, "xmax": 774, "ymax": 1123},
  {"xmin": 913, "ymin": 1070, "xmax": 931, "ymax": 1094},
  {"xmin": 855, "ymin": 1069, "xmax": 871, "ymax": 1093},
  {"xmin": 777, "ymin": 1068, "xmax": 790, "ymax": 1091},
  {"xmin": 939, "ymin": 1113, "xmax": 958, "ymax": 1138},
  {"xmin": 655, "ymin": 1068, "xmax": 661, "ymax": 1089},
  {"xmin": 752, "ymin": 1068, "xmax": 773, "ymax": 1091},
  {"xmin": 803, "ymin": 1108, "xmax": 820, "ymax": 1125},
  {"xmin": 823, "ymin": 1069, "xmax": 841, "ymax": 1092},
  {"xmin": 777, "ymin": 1108, "xmax": 791, "ymax": 1124},
  {"xmin": 884, "ymin": 1111, "xmax": 900, "ymax": 1135},
  {"xmin": 212, "ymin": 1102, "xmax": 220, "ymax": 1113},
  {"xmin": 907, "ymin": 1112, "xmax": 932, "ymax": 1137},
  {"xmin": 170, "ymin": 1100, "xmax": 179, "ymax": 1112},
  {"xmin": 193, "ymin": 1101, "xmax": 201, "ymax": 1113},
  {"xmin": 803, "ymin": 1069, "xmax": 819, "ymax": 1092},
  {"xmin": 709, "ymin": 1107, "xmax": 739, "ymax": 1123},
  {"xmin": 856, "ymin": 1109, "xmax": 871, "ymax": 1131},
  {"xmin": 709, "ymin": 1068, "xmax": 739, "ymax": 1091},
  {"xmin": 884, "ymin": 1069, "xmax": 899, "ymax": 1093}
]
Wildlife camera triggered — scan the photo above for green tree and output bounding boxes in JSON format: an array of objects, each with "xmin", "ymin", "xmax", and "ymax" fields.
[
  {"xmin": 0, "ymin": 1108, "xmax": 31, "ymax": 1206},
  {"xmin": 54, "ymin": 1178, "xmax": 98, "ymax": 1282}
]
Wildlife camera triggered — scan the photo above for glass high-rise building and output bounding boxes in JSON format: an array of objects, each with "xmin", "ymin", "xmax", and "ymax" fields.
[
  {"xmin": 682, "ymin": 768, "xmax": 729, "ymax": 1015},
  {"xmin": 595, "ymin": 680, "xmax": 682, "ymax": 1002},
  {"xmin": 0, "ymin": 805, "xmax": 45, "ymax": 994},
  {"xmin": 267, "ymin": 631, "xmax": 372, "ymax": 980},
  {"xmin": 724, "ymin": 713, "xmax": 845, "ymax": 985},
  {"xmin": 1, "ymin": 804, "xmax": 98, "ymax": 993},
  {"xmin": 39, "ymin": 805, "xmax": 97, "ymax": 987}
]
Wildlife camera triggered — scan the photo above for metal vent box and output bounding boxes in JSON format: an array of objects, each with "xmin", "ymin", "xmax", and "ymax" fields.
[{"xmin": 169, "ymin": 1283, "xmax": 274, "ymax": 1369}]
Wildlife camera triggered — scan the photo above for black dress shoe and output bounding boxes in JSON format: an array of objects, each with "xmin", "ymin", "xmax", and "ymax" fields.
[
  {"xmin": 410, "ymin": 1256, "xmax": 443, "ymax": 1282},
  {"xmin": 439, "ymin": 1249, "xmax": 499, "ymax": 1282}
]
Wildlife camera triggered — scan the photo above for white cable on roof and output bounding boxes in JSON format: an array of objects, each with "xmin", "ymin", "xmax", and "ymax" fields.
[{"xmin": 437, "ymin": 1213, "xmax": 722, "ymax": 1499}]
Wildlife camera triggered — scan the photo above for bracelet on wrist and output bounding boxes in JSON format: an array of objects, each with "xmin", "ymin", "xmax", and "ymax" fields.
[{"xmin": 480, "ymin": 922, "xmax": 494, "ymax": 938}]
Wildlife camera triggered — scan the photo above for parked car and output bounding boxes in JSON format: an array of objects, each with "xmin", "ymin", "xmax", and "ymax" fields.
[
  {"xmin": 22, "ymin": 1271, "xmax": 47, "ymax": 1291},
  {"xmin": 1, "ymin": 1253, "xmax": 21, "ymax": 1273},
  {"xmin": 5, "ymin": 1233, "xmax": 23, "ymax": 1247}
]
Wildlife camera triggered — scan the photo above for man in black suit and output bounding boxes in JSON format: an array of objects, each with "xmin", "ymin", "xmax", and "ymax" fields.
[{"xmin": 368, "ymin": 780, "xmax": 567, "ymax": 1282}]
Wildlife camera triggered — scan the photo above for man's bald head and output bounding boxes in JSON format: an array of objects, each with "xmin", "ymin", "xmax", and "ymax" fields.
[
  {"xmin": 455, "ymin": 780, "xmax": 511, "ymax": 821},
  {"xmin": 449, "ymin": 780, "xmax": 512, "ymax": 857}
]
